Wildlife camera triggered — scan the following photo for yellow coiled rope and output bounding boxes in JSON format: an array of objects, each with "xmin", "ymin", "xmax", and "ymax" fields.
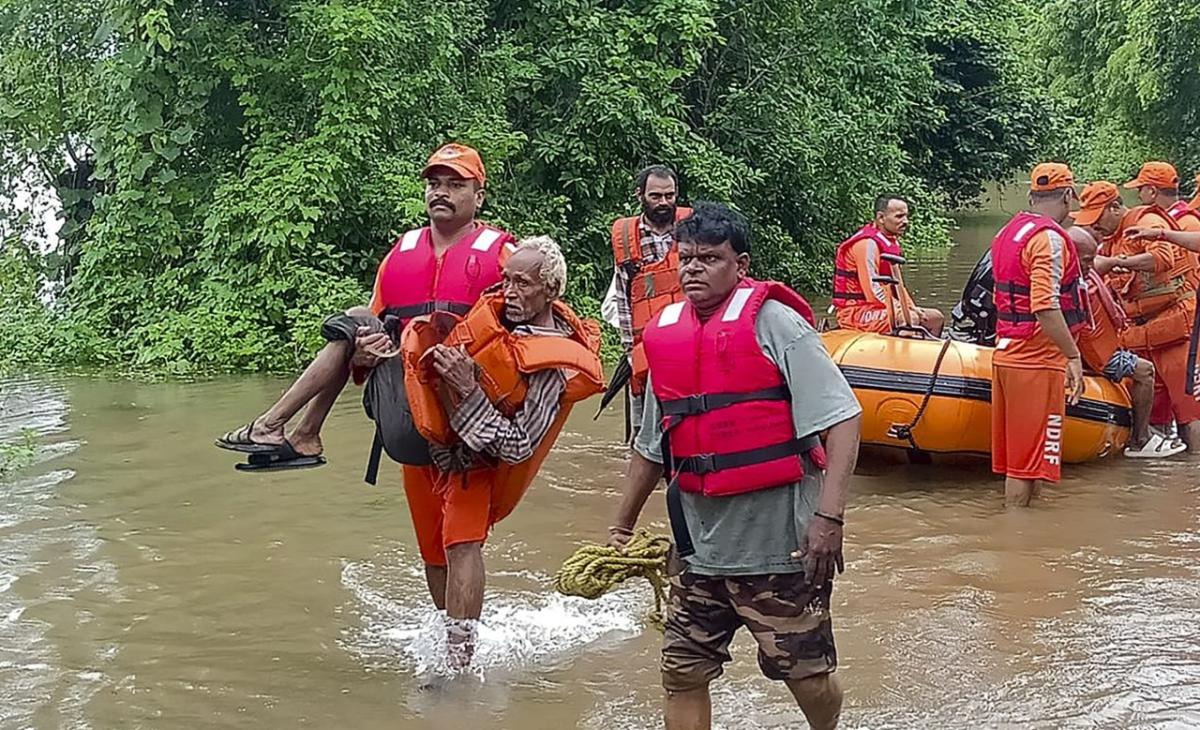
[{"xmin": 553, "ymin": 530, "xmax": 672, "ymax": 628}]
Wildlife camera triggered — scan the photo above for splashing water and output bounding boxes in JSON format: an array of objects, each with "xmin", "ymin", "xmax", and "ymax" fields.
[{"xmin": 340, "ymin": 553, "xmax": 646, "ymax": 680}]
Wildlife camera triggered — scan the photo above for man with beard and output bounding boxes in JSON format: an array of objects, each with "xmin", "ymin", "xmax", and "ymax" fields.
[
  {"xmin": 831, "ymin": 195, "xmax": 944, "ymax": 336},
  {"xmin": 215, "ymin": 143, "xmax": 515, "ymax": 470},
  {"xmin": 605, "ymin": 165, "xmax": 693, "ymax": 440}
]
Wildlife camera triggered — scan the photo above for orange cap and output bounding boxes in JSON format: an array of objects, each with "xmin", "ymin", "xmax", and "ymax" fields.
[
  {"xmin": 1029, "ymin": 162, "xmax": 1075, "ymax": 192},
  {"xmin": 1123, "ymin": 161, "xmax": 1179, "ymax": 190},
  {"xmin": 421, "ymin": 143, "xmax": 486, "ymax": 185},
  {"xmin": 1069, "ymin": 181, "xmax": 1119, "ymax": 226}
]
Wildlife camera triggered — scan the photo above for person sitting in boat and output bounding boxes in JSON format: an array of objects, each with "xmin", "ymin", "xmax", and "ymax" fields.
[
  {"xmin": 402, "ymin": 235, "xmax": 604, "ymax": 669},
  {"xmin": 831, "ymin": 194, "xmax": 945, "ymax": 337},
  {"xmin": 214, "ymin": 143, "xmax": 515, "ymax": 470},
  {"xmin": 1067, "ymin": 224, "xmax": 1182, "ymax": 458}
]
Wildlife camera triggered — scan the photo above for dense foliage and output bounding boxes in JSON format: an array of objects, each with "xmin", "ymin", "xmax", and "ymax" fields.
[
  {"xmin": 1034, "ymin": 0, "xmax": 1200, "ymax": 180},
  {"xmin": 2, "ymin": 0, "xmax": 1057, "ymax": 371}
]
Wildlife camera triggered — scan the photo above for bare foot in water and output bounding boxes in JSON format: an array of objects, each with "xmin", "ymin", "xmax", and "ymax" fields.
[{"xmin": 445, "ymin": 617, "xmax": 477, "ymax": 672}]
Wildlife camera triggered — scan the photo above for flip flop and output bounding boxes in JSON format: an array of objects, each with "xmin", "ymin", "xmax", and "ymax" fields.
[
  {"xmin": 234, "ymin": 440, "xmax": 327, "ymax": 472},
  {"xmin": 215, "ymin": 422, "xmax": 285, "ymax": 454}
]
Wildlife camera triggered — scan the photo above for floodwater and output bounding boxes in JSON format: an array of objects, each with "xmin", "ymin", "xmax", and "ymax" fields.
[{"xmin": 2, "ymin": 201, "xmax": 1199, "ymax": 729}]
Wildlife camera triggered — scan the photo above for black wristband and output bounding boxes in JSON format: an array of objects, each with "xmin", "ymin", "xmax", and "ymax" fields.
[{"xmin": 814, "ymin": 511, "xmax": 845, "ymax": 527}]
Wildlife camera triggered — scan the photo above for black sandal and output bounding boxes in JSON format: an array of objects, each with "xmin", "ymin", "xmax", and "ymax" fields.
[
  {"xmin": 234, "ymin": 440, "xmax": 327, "ymax": 472},
  {"xmin": 215, "ymin": 422, "xmax": 285, "ymax": 454}
]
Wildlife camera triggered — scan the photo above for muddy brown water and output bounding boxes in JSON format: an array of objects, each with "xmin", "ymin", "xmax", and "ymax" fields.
[{"xmin": 2, "ymin": 203, "xmax": 1199, "ymax": 729}]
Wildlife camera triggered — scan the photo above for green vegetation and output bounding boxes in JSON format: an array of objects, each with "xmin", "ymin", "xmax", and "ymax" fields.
[
  {"xmin": 1032, "ymin": 0, "xmax": 1200, "ymax": 180},
  {"xmin": 0, "ymin": 428, "xmax": 39, "ymax": 477},
  {"xmin": 4, "ymin": 0, "xmax": 1181, "ymax": 373}
]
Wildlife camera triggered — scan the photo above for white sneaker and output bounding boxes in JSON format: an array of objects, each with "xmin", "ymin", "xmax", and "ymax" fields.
[{"xmin": 1125, "ymin": 433, "xmax": 1187, "ymax": 459}]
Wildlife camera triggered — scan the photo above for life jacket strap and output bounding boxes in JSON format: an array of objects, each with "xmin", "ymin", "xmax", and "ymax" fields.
[
  {"xmin": 995, "ymin": 311, "xmax": 1038, "ymax": 323},
  {"xmin": 673, "ymin": 435, "xmax": 818, "ymax": 476},
  {"xmin": 659, "ymin": 385, "xmax": 790, "ymax": 418},
  {"xmin": 383, "ymin": 300, "xmax": 472, "ymax": 322}
]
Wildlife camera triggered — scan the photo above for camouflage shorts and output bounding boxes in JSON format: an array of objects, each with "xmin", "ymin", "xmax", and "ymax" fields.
[{"xmin": 660, "ymin": 561, "xmax": 837, "ymax": 692}]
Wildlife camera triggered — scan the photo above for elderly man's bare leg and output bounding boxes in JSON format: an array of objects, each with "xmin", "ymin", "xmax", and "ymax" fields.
[{"xmin": 445, "ymin": 541, "xmax": 485, "ymax": 670}]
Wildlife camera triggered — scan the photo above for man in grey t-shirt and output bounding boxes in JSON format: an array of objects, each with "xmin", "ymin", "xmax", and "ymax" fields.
[{"xmin": 608, "ymin": 202, "xmax": 862, "ymax": 730}]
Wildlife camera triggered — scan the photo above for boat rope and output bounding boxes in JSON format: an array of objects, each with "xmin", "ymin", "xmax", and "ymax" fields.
[
  {"xmin": 553, "ymin": 530, "xmax": 672, "ymax": 628},
  {"xmin": 888, "ymin": 337, "xmax": 954, "ymax": 450}
]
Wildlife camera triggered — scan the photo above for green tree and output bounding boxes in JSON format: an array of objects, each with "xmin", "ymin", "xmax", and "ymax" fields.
[{"xmin": 1, "ymin": 0, "xmax": 1054, "ymax": 372}]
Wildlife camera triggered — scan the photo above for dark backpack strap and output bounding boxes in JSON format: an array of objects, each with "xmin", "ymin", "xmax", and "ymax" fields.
[{"xmin": 364, "ymin": 430, "xmax": 384, "ymax": 486}]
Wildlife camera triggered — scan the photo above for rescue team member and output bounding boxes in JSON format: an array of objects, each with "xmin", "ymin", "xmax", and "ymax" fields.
[
  {"xmin": 607, "ymin": 203, "xmax": 862, "ymax": 730},
  {"xmin": 1121, "ymin": 223, "xmax": 1200, "ymax": 446},
  {"xmin": 216, "ymin": 143, "xmax": 514, "ymax": 469},
  {"xmin": 1067, "ymin": 225, "xmax": 1181, "ymax": 457},
  {"xmin": 1075, "ymin": 180, "xmax": 1185, "ymax": 446},
  {"xmin": 400, "ymin": 236, "xmax": 604, "ymax": 668},
  {"xmin": 1126, "ymin": 162, "xmax": 1200, "ymax": 285},
  {"xmin": 1190, "ymin": 173, "xmax": 1200, "ymax": 210},
  {"xmin": 1101, "ymin": 167, "xmax": 1200, "ymax": 451},
  {"xmin": 603, "ymin": 165, "xmax": 693, "ymax": 439},
  {"xmin": 832, "ymin": 194, "xmax": 945, "ymax": 336},
  {"xmin": 990, "ymin": 164, "xmax": 1087, "ymax": 508}
]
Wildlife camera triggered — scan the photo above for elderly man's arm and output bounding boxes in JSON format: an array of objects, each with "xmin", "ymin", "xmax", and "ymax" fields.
[{"xmin": 450, "ymin": 369, "xmax": 567, "ymax": 463}]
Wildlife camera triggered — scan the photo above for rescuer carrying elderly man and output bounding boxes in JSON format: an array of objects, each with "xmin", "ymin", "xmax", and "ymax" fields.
[
  {"xmin": 608, "ymin": 201, "xmax": 862, "ymax": 730},
  {"xmin": 214, "ymin": 143, "xmax": 516, "ymax": 471},
  {"xmin": 831, "ymin": 194, "xmax": 945, "ymax": 337}
]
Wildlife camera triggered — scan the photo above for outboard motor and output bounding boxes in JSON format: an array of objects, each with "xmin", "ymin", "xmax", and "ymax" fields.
[{"xmin": 948, "ymin": 250, "xmax": 996, "ymax": 346}]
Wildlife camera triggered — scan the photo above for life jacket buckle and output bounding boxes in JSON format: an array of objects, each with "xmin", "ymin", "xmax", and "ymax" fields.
[
  {"xmin": 689, "ymin": 453, "xmax": 717, "ymax": 475},
  {"xmin": 685, "ymin": 394, "xmax": 710, "ymax": 414}
]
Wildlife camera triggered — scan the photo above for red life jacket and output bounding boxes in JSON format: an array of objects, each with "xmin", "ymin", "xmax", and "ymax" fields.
[
  {"xmin": 991, "ymin": 212, "xmax": 1086, "ymax": 339},
  {"xmin": 1168, "ymin": 200, "xmax": 1200, "ymax": 228},
  {"xmin": 831, "ymin": 223, "xmax": 903, "ymax": 309},
  {"xmin": 642, "ymin": 279, "xmax": 826, "ymax": 497},
  {"xmin": 373, "ymin": 224, "xmax": 514, "ymax": 329}
]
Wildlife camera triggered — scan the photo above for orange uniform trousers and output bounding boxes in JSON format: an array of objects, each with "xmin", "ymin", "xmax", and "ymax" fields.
[{"xmin": 991, "ymin": 365, "xmax": 1067, "ymax": 483}]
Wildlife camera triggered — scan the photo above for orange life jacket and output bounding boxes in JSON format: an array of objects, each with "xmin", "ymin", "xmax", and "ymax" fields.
[
  {"xmin": 611, "ymin": 207, "xmax": 694, "ymax": 395},
  {"xmin": 1108, "ymin": 206, "xmax": 1193, "ymax": 324},
  {"xmin": 400, "ymin": 293, "xmax": 605, "ymax": 522},
  {"xmin": 831, "ymin": 223, "xmax": 904, "ymax": 309},
  {"xmin": 1167, "ymin": 200, "xmax": 1200, "ymax": 289},
  {"xmin": 403, "ymin": 291, "xmax": 604, "ymax": 440}
]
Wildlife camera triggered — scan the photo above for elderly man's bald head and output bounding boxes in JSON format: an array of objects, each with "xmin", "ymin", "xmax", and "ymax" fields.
[{"xmin": 1069, "ymin": 226, "xmax": 1099, "ymax": 274}]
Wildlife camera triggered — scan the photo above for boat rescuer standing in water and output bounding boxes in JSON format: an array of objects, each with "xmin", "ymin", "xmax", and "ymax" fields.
[
  {"xmin": 607, "ymin": 202, "xmax": 862, "ymax": 730},
  {"xmin": 215, "ymin": 143, "xmax": 514, "ymax": 470},
  {"xmin": 603, "ymin": 165, "xmax": 693, "ymax": 441},
  {"xmin": 404, "ymin": 235, "xmax": 604, "ymax": 669},
  {"xmin": 831, "ymin": 194, "xmax": 945, "ymax": 336},
  {"xmin": 1067, "ymin": 222, "xmax": 1181, "ymax": 457},
  {"xmin": 990, "ymin": 163, "xmax": 1087, "ymax": 508}
]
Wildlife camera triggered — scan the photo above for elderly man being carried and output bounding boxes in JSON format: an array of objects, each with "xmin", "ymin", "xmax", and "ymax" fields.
[{"xmin": 401, "ymin": 235, "xmax": 604, "ymax": 669}]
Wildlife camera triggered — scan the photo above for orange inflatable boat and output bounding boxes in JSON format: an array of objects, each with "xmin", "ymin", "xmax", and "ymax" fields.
[{"xmin": 822, "ymin": 330, "xmax": 1131, "ymax": 463}]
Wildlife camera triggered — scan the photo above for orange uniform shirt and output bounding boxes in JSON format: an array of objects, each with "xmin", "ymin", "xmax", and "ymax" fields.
[
  {"xmin": 834, "ymin": 238, "xmax": 915, "ymax": 333},
  {"xmin": 993, "ymin": 229, "xmax": 1078, "ymax": 372}
]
